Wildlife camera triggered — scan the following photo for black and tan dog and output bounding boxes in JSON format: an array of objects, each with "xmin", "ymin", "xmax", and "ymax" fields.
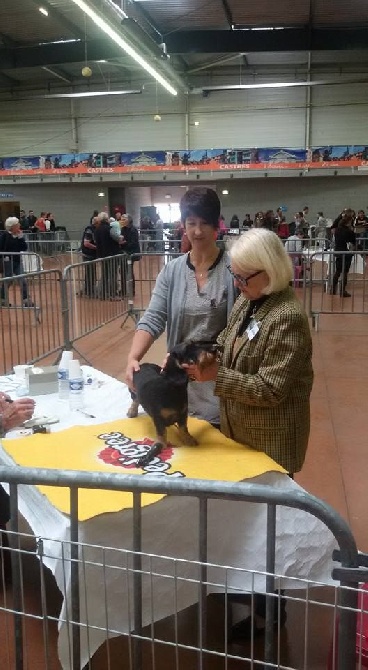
[{"xmin": 127, "ymin": 341, "xmax": 221, "ymax": 447}]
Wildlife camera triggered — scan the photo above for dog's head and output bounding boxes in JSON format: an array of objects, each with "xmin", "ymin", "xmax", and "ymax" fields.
[{"xmin": 169, "ymin": 340, "xmax": 222, "ymax": 372}]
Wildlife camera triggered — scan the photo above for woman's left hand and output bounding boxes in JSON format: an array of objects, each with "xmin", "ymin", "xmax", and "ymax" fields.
[{"xmin": 182, "ymin": 361, "xmax": 219, "ymax": 382}]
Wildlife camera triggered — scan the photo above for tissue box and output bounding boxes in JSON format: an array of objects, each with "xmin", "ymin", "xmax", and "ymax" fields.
[{"xmin": 28, "ymin": 366, "xmax": 59, "ymax": 396}]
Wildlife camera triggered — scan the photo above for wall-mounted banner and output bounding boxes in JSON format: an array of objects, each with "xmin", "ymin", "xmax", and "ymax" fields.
[{"xmin": 1, "ymin": 145, "xmax": 368, "ymax": 176}]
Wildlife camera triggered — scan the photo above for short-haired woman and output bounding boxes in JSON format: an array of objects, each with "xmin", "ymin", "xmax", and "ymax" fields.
[
  {"xmin": 125, "ymin": 187, "xmax": 237, "ymax": 425},
  {"xmin": 186, "ymin": 228, "xmax": 313, "ymax": 475}
]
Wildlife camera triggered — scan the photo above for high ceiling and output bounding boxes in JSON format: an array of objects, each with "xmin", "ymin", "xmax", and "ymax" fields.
[{"xmin": 0, "ymin": 0, "xmax": 368, "ymax": 98}]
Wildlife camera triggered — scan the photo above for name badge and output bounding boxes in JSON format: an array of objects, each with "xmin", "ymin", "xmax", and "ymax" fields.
[{"xmin": 246, "ymin": 318, "xmax": 261, "ymax": 341}]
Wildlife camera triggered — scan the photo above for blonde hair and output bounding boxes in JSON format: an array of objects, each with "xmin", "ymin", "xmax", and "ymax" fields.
[{"xmin": 230, "ymin": 228, "xmax": 293, "ymax": 294}]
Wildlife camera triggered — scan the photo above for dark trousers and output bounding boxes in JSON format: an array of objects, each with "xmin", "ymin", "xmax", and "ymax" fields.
[
  {"xmin": 101, "ymin": 258, "xmax": 117, "ymax": 299},
  {"xmin": 0, "ymin": 261, "xmax": 28, "ymax": 300},
  {"xmin": 332, "ymin": 255, "xmax": 352, "ymax": 293},
  {"xmin": 83, "ymin": 256, "xmax": 96, "ymax": 296}
]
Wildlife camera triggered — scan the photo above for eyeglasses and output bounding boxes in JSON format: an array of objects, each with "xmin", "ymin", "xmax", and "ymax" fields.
[{"xmin": 227, "ymin": 266, "xmax": 263, "ymax": 286}]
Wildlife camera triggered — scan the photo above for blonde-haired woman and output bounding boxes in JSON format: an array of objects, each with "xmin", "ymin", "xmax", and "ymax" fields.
[{"xmin": 186, "ymin": 228, "xmax": 313, "ymax": 476}]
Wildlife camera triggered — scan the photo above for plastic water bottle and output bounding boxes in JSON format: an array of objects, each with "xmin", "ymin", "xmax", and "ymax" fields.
[
  {"xmin": 58, "ymin": 351, "xmax": 73, "ymax": 400},
  {"xmin": 68, "ymin": 359, "xmax": 84, "ymax": 410}
]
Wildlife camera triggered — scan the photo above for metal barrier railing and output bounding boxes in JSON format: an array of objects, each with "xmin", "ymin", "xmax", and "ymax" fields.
[
  {"xmin": 303, "ymin": 250, "xmax": 368, "ymax": 330},
  {"xmin": 120, "ymin": 252, "xmax": 181, "ymax": 328},
  {"xmin": 26, "ymin": 240, "xmax": 82, "ymax": 272},
  {"xmin": 62, "ymin": 254, "xmax": 130, "ymax": 363},
  {"xmin": 0, "ymin": 465, "xmax": 362, "ymax": 670},
  {"xmin": 0, "ymin": 268, "xmax": 64, "ymax": 374}
]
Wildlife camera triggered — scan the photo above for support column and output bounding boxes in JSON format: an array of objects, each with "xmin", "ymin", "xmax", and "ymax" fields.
[{"xmin": 125, "ymin": 186, "xmax": 152, "ymax": 226}]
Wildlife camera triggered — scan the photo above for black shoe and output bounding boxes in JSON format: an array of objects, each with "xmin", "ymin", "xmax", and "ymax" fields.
[{"xmin": 341, "ymin": 291, "xmax": 351, "ymax": 297}]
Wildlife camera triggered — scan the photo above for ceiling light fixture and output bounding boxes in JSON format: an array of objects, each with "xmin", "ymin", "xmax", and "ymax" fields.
[
  {"xmin": 70, "ymin": 0, "xmax": 178, "ymax": 95},
  {"xmin": 39, "ymin": 6, "xmax": 49, "ymax": 16},
  {"xmin": 38, "ymin": 89, "xmax": 142, "ymax": 98},
  {"xmin": 222, "ymin": 190, "xmax": 229, "ymax": 195},
  {"xmin": 97, "ymin": 192, "xmax": 105, "ymax": 197},
  {"xmin": 192, "ymin": 76, "xmax": 368, "ymax": 94}
]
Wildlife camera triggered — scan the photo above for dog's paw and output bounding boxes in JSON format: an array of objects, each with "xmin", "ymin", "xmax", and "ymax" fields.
[
  {"xmin": 181, "ymin": 434, "xmax": 198, "ymax": 447},
  {"xmin": 127, "ymin": 405, "xmax": 138, "ymax": 418}
]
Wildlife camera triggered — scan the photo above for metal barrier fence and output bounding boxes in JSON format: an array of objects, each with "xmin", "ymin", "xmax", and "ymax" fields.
[
  {"xmin": 62, "ymin": 254, "xmax": 130, "ymax": 362},
  {"xmin": 301, "ymin": 249, "xmax": 368, "ymax": 330},
  {"xmin": 0, "ymin": 466, "xmax": 364, "ymax": 670},
  {"xmin": 0, "ymin": 255, "xmax": 130, "ymax": 372},
  {"xmin": 0, "ymin": 268, "xmax": 64, "ymax": 374},
  {"xmin": 26, "ymin": 239, "xmax": 82, "ymax": 272}
]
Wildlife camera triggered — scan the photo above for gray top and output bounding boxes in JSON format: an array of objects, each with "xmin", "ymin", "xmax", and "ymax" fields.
[{"xmin": 137, "ymin": 251, "xmax": 237, "ymax": 423}]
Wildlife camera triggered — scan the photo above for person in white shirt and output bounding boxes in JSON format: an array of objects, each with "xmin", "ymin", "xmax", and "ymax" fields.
[{"xmin": 285, "ymin": 230, "xmax": 304, "ymax": 258}]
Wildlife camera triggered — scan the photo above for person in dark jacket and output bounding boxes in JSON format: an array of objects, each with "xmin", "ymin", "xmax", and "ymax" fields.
[
  {"xmin": 0, "ymin": 217, "xmax": 33, "ymax": 306},
  {"xmin": 81, "ymin": 216, "xmax": 98, "ymax": 297},
  {"xmin": 331, "ymin": 209, "xmax": 356, "ymax": 297},
  {"xmin": 94, "ymin": 212, "xmax": 121, "ymax": 299},
  {"xmin": 120, "ymin": 214, "xmax": 141, "ymax": 296}
]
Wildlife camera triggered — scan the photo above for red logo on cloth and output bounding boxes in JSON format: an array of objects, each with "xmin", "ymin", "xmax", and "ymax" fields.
[{"xmin": 97, "ymin": 432, "xmax": 184, "ymax": 477}]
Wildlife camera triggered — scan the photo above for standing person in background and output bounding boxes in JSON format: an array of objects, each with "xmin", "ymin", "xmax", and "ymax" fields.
[
  {"xmin": 277, "ymin": 216, "xmax": 289, "ymax": 239},
  {"xmin": 45, "ymin": 212, "xmax": 56, "ymax": 232},
  {"xmin": 0, "ymin": 217, "xmax": 34, "ymax": 306},
  {"xmin": 81, "ymin": 215, "xmax": 98, "ymax": 297},
  {"xmin": 242, "ymin": 214, "xmax": 253, "ymax": 228},
  {"xmin": 315, "ymin": 212, "xmax": 327, "ymax": 246},
  {"xmin": 353, "ymin": 209, "xmax": 368, "ymax": 250},
  {"xmin": 90, "ymin": 209, "xmax": 99, "ymax": 225},
  {"xmin": 125, "ymin": 188, "xmax": 237, "ymax": 426},
  {"xmin": 254, "ymin": 212, "xmax": 264, "ymax": 228},
  {"xmin": 35, "ymin": 212, "xmax": 46, "ymax": 233},
  {"xmin": 229, "ymin": 214, "xmax": 240, "ymax": 229},
  {"xmin": 262, "ymin": 210, "xmax": 277, "ymax": 231},
  {"xmin": 94, "ymin": 212, "xmax": 121, "ymax": 300},
  {"xmin": 331, "ymin": 209, "xmax": 356, "ymax": 297},
  {"xmin": 119, "ymin": 214, "xmax": 140, "ymax": 296},
  {"xmin": 19, "ymin": 210, "xmax": 28, "ymax": 231},
  {"xmin": 26, "ymin": 210, "xmax": 37, "ymax": 229}
]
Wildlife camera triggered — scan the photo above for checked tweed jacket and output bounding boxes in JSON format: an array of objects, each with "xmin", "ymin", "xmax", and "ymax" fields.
[{"xmin": 215, "ymin": 287, "xmax": 313, "ymax": 473}]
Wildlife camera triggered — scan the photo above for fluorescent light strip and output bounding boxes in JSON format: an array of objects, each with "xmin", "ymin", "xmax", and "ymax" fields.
[
  {"xmin": 198, "ymin": 78, "xmax": 368, "ymax": 92},
  {"xmin": 70, "ymin": 0, "xmax": 177, "ymax": 95},
  {"xmin": 40, "ymin": 89, "xmax": 142, "ymax": 98}
]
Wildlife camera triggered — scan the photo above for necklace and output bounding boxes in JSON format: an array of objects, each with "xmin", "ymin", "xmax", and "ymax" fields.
[{"xmin": 190, "ymin": 250, "xmax": 220, "ymax": 278}]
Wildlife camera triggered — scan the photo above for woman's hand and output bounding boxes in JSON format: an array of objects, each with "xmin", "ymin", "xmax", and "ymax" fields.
[
  {"xmin": 2, "ymin": 398, "xmax": 36, "ymax": 432},
  {"xmin": 125, "ymin": 359, "xmax": 140, "ymax": 390},
  {"xmin": 0, "ymin": 392, "xmax": 12, "ymax": 412},
  {"xmin": 182, "ymin": 360, "xmax": 219, "ymax": 382}
]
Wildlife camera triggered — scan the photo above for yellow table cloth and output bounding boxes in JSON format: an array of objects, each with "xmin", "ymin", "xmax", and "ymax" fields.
[{"xmin": 2, "ymin": 416, "xmax": 285, "ymax": 520}]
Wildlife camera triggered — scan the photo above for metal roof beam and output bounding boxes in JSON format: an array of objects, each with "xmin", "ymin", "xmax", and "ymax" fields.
[
  {"xmin": 165, "ymin": 28, "xmax": 368, "ymax": 53},
  {"xmin": 0, "ymin": 40, "xmax": 123, "ymax": 69},
  {"xmin": 27, "ymin": 0, "xmax": 85, "ymax": 40},
  {"xmin": 221, "ymin": 0, "xmax": 233, "ymax": 30}
]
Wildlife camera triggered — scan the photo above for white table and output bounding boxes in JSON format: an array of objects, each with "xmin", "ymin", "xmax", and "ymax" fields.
[{"xmin": 0, "ymin": 367, "xmax": 338, "ymax": 669}]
